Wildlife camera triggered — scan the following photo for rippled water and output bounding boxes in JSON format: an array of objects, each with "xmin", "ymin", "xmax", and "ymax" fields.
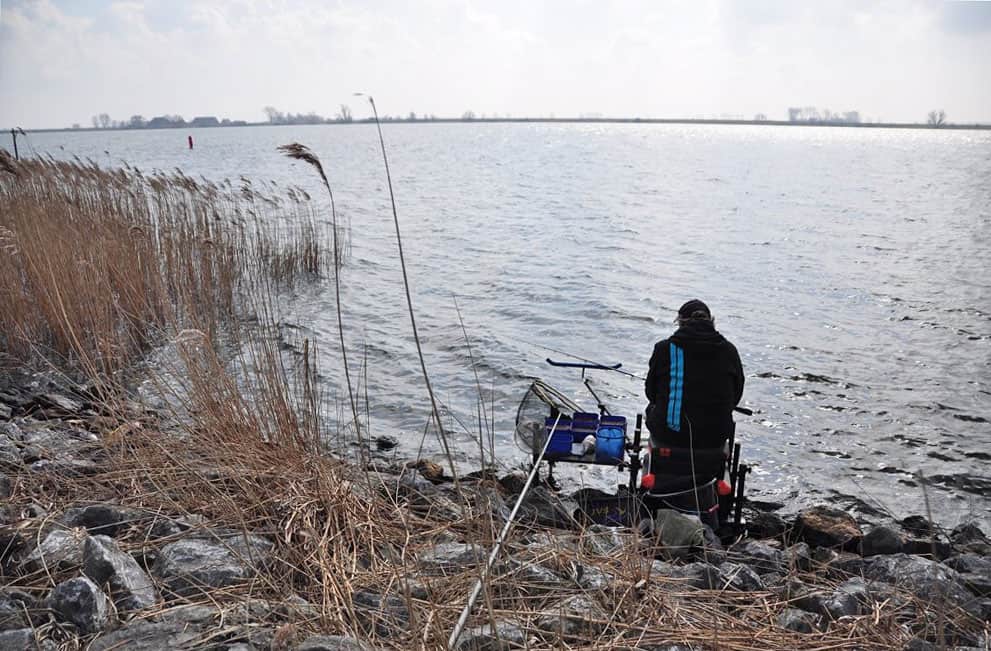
[{"xmin": 24, "ymin": 123, "xmax": 991, "ymax": 527}]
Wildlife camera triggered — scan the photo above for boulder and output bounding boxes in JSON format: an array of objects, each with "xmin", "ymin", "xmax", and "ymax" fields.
[
  {"xmin": 155, "ymin": 536, "xmax": 270, "ymax": 597},
  {"xmin": 0, "ymin": 473, "xmax": 10, "ymax": 499},
  {"xmin": 374, "ymin": 435, "xmax": 398, "ymax": 451},
  {"xmin": 748, "ymin": 511, "xmax": 788, "ymax": 540},
  {"xmin": 655, "ymin": 562, "xmax": 720, "ymax": 590},
  {"xmin": 860, "ymin": 553, "xmax": 981, "ymax": 617},
  {"xmin": 453, "ymin": 621, "xmax": 527, "ymax": 650},
  {"xmin": 820, "ymin": 577, "xmax": 868, "ymax": 619},
  {"xmin": 861, "ymin": 525, "xmax": 903, "ymax": 556},
  {"xmin": 0, "ymin": 590, "xmax": 41, "ymax": 631},
  {"xmin": 0, "ymin": 431, "xmax": 20, "ymax": 468},
  {"xmin": 37, "ymin": 392, "xmax": 84, "ymax": 415},
  {"xmin": 794, "ymin": 506, "xmax": 862, "ymax": 549},
  {"xmin": 535, "ymin": 593, "xmax": 607, "ymax": 638},
  {"xmin": 652, "ymin": 510, "xmax": 704, "ymax": 559},
  {"xmin": 83, "ymin": 535, "xmax": 158, "ymax": 611},
  {"xmin": 501, "ymin": 558, "xmax": 567, "ymax": 595},
  {"xmin": 0, "ymin": 403, "xmax": 10, "ymax": 421},
  {"xmin": 582, "ymin": 525, "xmax": 629, "ymax": 556},
  {"xmin": 574, "ymin": 563, "xmax": 615, "ymax": 592},
  {"xmin": 418, "ymin": 542, "xmax": 484, "ymax": 575},
  {"xmin": 47, "ymin": 576, "xmax": 110, "ymax": 634},
  {"xmin": 351, "ymin": 590, "xmax": 409, "ymax": 638},
  {"xmin": 784, "ymin": 542, "xmax": 813, "ymax": 572},
  {"xmin": 777, "ymin": 607, "xmax": 819, "ymax": 633},
  {"xmin": 63, "ymin": 504, "xmax": 143, "ymax": 537},
  {"xmin": 942, "ymin": 554, "xmax": 991, "ymax": 597},
  {"xmin": 950, "ymin": 521, "xmax": 991, "ymax": 555},
  {"xmin": 0, "ymin": 628, "xmax": 39, "ymax": 651},
  {"xmin": 516, "ymin": 487, "xmax": 578, "ymax": 529},
  {"xmin": 717, "ymin": 562, "xmax": 764, "ymax": 591},
  {"xmin": 729, "ymin": 540, "xmax": 785, "ymax": 575},
  {"xmin": 297, "ymin": 635, "xmax": 376, "ymax": 651},
  {"xmin": 773, "ymin": 577, "xmax": 828, "ymax": 616},
  {"xmin": 89, "ymin": 620, "xmax": 207, "ymax": 651},
  {"xmin": 23, "ymin": 528, "xmax": 87, "ymax": 570},
  {"xmin": 900, "ymin": 515, "xmax": 935, "ymax": 537}
]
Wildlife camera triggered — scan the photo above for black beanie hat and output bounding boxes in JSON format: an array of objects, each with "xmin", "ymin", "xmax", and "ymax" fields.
[{"xmin": 678, "ymin": 299, "xmax": 711, "ymax": 321}]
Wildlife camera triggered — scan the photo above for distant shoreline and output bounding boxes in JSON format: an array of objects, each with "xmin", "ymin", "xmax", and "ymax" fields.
[{"xmin": 8, "ymin": 117, "xmax": 991, "ymax": 134}]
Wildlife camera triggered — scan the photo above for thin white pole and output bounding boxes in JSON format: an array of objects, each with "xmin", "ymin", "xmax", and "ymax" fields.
[{"xmin": 447, "ymin": 414, "xmax": 562, "ymax": 649}]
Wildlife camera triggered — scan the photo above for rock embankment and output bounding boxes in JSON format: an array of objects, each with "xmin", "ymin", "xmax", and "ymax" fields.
[{"xmin": 1, "ymin": 370, "xmax": 989, "ymax": 650}]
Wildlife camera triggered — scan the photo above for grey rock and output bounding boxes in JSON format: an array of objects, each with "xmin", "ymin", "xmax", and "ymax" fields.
[
  {"xmin": 582, "ymin": 525, "xmax": 628, "ymax": 556},
  {"xmin": 748, "ymin": 511, "xmax": 788, "ymax": 539},
  {"xmin": 717, "ymin": 562, "xmax": 764, "ymax": 591},
  {"xmin": 575, "ymin": 563, "xmax": 615, "ymax": 592},
  {"xmin": 950, "ymin": 521, "xmax": 988, "ymax": 546},
  {"xmin": 820, "ymin": 577, "xmax": 868, "ymax": 619},
  {"xmin": 155, "ymin": 536, "xmax": 270, "ymax": 597},
  {"xmin": 47, "ymin": 576, "xmax": 110, "ymax": 634},
  {"xmin": 784, "ymin": 542, "xmax": 813, "ymax": 572},
  {"xmin": 861, "ymin": 525, "xmax": 903, "ymax": 556},
  {"xmin": 501, "ymin": 558, "xmax": 567, "ymax": 594},
  {"xmin": 454, "ymin": 621, "xmax": 526, "ymax": 650},
  {"xmin": 23, "ymin": 528, "xmax": 86, "ymax": 570},
  {"xmin": 0, "ymin": 434, "xmax": 20, "ymax": 468},
  {"xmin": 63, "ymin": 504, "xmax": 142, "ymax": 537},
  {"xmin": 226, "ymin": 644, "xmax": 255, "ymax": 651},
  {"xmin": 860, "ymin": 553, "xmax": 981, "ymax": 617},
  {"xmin": 730, "ymin": 540, "xmax": 784, "ymax": 575},
  {"xmin": 902, "ymin": 638, "xmax": 936, "ymax": 651},
  {"xmin": 0, "ymin": 422, "xmax": 23, "ymax": 442},
  {"xmin": 38, "ymin": 392, "xmax": 84, "ymax": 414},
  {"xmin": 535, "ymin": 593, "xmax": 606, "ymax": 638},
  {"xmin": 516, "ymin": 486, "xmax": 577, "ymax": 529},
  {"xmin": 0, "ymin": 628, "xmax": 36, "ymax": 651},
  {"xmin": 901, "ymin": 515, "xmax": 934, "ymax": 537},
  {"xmin": 374, "ymin": 435, "xmax": 398, "ymax": 451},
  {"xmin": 147, "ymin": 513, "xmax": 210, "ymax": 539},
  {"xmin": 418, "ymin": 542, "xmax": 484, "ymax": 575},
  {"xmin": 351, "ymin": 590, "xmax": 409, "ymax": 638},
  {"xmin": 0, "ymin": 473, "xmax": 10, "ymax": 499},
  {"xmin": 795, "ymin": 506, "xmax": 862, "ymax": 549},
  {"xmin": 776, "ymin": 607, "xmax": 819, "ymax": 633},
  {"xmin": 944, "ymin": 552, "xmax": 991, "ymax": 597},
  {"xmin": 653, "ymin": 510, "xmax": 705, "ymax": 559},
  {"xmin": 0, "ymin": 590, "xmax": 40, "ymax": 631},
  {"xmin": 297, "ymin": 635, "xmax": 375, "ymax": 651},
  {"xmin": 498, "ymin": 470, "xmax": 527, "ymax": 495},
  {"xmin": 152, "ymin": 604, "xmax": 219, "ymax": 626},
  {"xmin": 89, "ymin": 620, "xmax": 207, "ymax": 651},
  {"xmin": 655, "ymin": 562, "xmax": 721, "ymax": 590},
  {"xmin": 84, "ymin": 535, "xmax": 158, "ymax": 611},
  {"xmin": 0, "ymin": 403, "xmax": 10, "ymax": 421},
  {"xmin": 773, "ymin": 577, "xmax": 828, "ymax": 616}
]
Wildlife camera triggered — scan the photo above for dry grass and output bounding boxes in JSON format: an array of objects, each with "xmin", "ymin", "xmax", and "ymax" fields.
[
  {"xmin": 0, "ymin": 149, "xmax": 332, "ymax": 383},
  {"xmin": 0, "ymin": 146, "xmax": 984, "ymax": 650}
]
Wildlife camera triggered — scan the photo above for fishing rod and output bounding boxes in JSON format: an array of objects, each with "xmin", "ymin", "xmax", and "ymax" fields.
[{"xmin": 544, "ymin": 355, "xmax": 753, "ymax": 416}]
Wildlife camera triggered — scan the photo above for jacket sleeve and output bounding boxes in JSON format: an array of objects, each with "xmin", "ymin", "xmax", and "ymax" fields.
[
  {"xmin": 728, "ymin": 342, "xmax": 744, "ymax": 406},
  {"xmin": 644, "ymin": 341, "xmax": 666, "ymax": 403}
]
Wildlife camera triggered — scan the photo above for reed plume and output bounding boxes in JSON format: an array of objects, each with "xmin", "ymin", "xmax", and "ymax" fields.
[{"xmin": 278, "ymin": 143, "xmax": 363, "ymax": 441}]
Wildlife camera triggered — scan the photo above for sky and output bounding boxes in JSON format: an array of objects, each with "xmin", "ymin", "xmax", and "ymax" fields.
[{"xmin": 1, "ymin": 0, "xmax": 990, "ymax": 129}]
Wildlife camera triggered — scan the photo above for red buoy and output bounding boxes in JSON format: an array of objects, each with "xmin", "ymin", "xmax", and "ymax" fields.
[
  {"xmin": 717, "ymin": 479, "xmax": 732, "ymax": 496},
  {"xmin": 641, "ymin": 473, "xmax": 655, "ymax": 490}
]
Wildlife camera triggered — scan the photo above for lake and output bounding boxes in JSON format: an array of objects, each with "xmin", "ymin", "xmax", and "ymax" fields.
[{"xmin": 21, "ymin": 122, "xmax": 991, "ymax": 528}]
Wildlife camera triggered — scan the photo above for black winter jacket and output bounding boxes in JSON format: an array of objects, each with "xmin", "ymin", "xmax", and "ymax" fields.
[{"xmin": 644, "ymin": 320, "xmax": 744, "ymax": 449}]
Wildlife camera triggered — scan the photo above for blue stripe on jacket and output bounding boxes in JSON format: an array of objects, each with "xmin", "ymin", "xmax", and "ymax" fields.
[{"xmin": 667, "ymin": 343, "xmax": 684, "ymax": 431}]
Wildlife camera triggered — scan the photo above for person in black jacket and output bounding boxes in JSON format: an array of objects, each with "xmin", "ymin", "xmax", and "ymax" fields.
[{"xmin": 644, "ymin": 299, "xmax": 744, "ymax": 452}]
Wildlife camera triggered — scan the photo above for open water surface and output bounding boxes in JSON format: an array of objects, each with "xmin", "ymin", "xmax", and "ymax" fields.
[{"xmin": 23, "ymin": 122, "xmax": 991, "ymax": 527}]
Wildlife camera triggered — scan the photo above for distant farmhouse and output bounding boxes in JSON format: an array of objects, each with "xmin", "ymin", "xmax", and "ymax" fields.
[{"xmin": 190, "ymin": 116, "xmax": 220, "ymax": 128}]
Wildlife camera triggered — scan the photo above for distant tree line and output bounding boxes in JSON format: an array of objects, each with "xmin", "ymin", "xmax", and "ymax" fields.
[
  {"xmin": 88, "ymin": 113, "xmax": 247, "ymax": 129},
  {"xmin": 787, "ymin": 107, "xmax": 861, "ymax": 124}
]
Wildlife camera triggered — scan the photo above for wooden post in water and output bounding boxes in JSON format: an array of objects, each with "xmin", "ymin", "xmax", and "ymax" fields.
[
  {"xmin": 188, "ymin": 135, "xmax": 193, "ymax": 150},
  {"xmin": 10, "ymin": 129, "xmax": 18, "ymax": 160}
]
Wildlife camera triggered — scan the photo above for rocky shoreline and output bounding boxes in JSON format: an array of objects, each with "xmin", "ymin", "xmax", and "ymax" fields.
[{"xmin": 1, "ymin": 370, "xmax": 989, "ymax": 650}]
